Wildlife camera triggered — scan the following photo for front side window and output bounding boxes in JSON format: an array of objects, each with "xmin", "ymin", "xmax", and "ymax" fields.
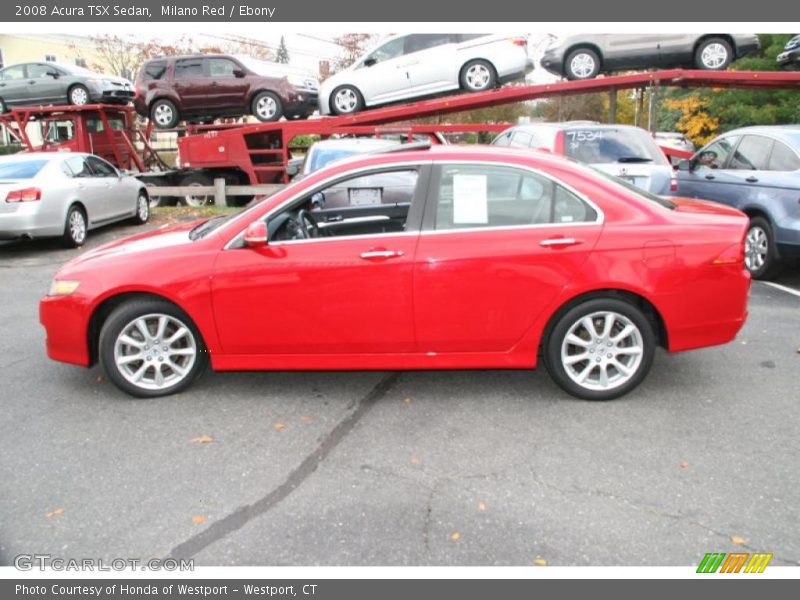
[
  {"xmin": 509, "ymin": 131, "xmax": 534, "ymax": 148},
  {"xmin": 768, "ymin": 140, "xmax": 800, "ymax": 171},
  {"xmin": 729, "ymin": 135, "xmax": 772, "ymax": 171},
  {"xmin": 433, "ymin": 164, "xmax": 597, "ymax": 230},
  {"xmin": 364, "ymin": 37, "xmax": 406, "ymax": 64},
  {"xmin": 27, "ymin": 63, "xmax": 57, "ymax": 78},
  {"xmin": 492, "ymin": 132, "xmax": 512, "ymax": 147},
  {"xmin": 695, "ymin": 136, "xmax": 740, "ymax": 169},
  {"xmin": 174, "ymin": 59, "xmax": 203, "ymax": 78},
  {"xmin": 207, "ymin": 58, "xmax": 239, "ymax": 78}
]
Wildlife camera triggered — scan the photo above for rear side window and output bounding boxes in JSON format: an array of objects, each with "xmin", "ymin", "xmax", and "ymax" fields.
[
  {"xmin": 404, "ymin": 34, "xmax": 456, "ymax": 54},
  {"xmin": 768, "ymin": 141, "xmax": 800, "ymax": 171},
  {"xmin": 143, "ymin": 60, "xmax": 167, "ymax": 80},
  {"xmin": 174, "ymin": 59, "xmax": 203, "ymax": 78},
  {"xmin": 433, "ymin": 164, "xmax": 597, "ymax": 230},
  {"xmin": 729, "ymin": 135, "xmax": 772, "ymax": 170},
  {"xmin": 455, "ymin": 34, "xmax": 488, "ymax": 43},
  {"xmin": 492, "ymin": 132, "xmax": 512, "ymax": 147},
  {"xmin": 564, "ymin": 128, "xmax": 668, "ymax": 165},
  {"xmin": 0, "ymin": 160, "xmax": 48, "ymax": 180},
  {"xmin": 1, "ymin": 65, "xmax": 26, "ymax": 80},
  {"xmin": 509, "ymin": 131, "xmax": 534, "ymax": 148}
]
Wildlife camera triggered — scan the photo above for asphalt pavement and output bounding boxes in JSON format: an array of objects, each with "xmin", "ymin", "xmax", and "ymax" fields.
[{"xmin": 0, "ymin": 219, "xmax": 798, "ymax": 567}]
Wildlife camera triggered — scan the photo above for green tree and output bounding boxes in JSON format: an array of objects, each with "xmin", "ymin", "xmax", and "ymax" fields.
[{"xmin": 276, "ymin": 36, "xmax": 290, "ymax": 64}]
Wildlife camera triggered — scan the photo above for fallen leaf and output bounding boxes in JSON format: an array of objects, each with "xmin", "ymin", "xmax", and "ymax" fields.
[
  {"xmin": 96, "ymin": 375, "xmax": 105, "ymax": 384},
  {"xmin": 533, "ymin": 557, "xmax": 548, "ymax": 566},
  {"xmin": 191, "ymin": 515, "xmax": 206, "ymax": 524},
  {"xmin": 410, "ymin": 456, "xmax": 420, "ymax": 465},
  {"xmin": 450, "ymin": 532, "xmax": 461, "ymax": 541},
  {"xmin": 478, "ymin": 502, "xmax": 487, "ymax": 511},
  {"xmin": 730, "ymin": 535, "xmax": 746, "ymax": 545},
  {"xmin": 679, "ymin": 461, "xmax": 689, "ymax": 469},
  {"xmin": 45, "ymin": 508, "xmax": 65, "ymax": 518},
  {"xmin": 191, "ymin": 435, "xmax": 213, "ymax": 444},
  {"xmin": 403, "ymin": 397, "xmax": 413, "ymax": 405},
  {"xmin": 274, "ymin": 422, "xmax": 286, "ymax": 430},
  {"xmin": 741, "ymin": 340, "xmax": 748, "ymax": 345},
  {"xmin": 301, "ymin": 415, "xmax": 311, "ymax": 422}
]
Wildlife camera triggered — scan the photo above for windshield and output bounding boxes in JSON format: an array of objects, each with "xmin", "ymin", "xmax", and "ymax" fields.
[
  {"xmin": 0, "ymin": 159, "xmax": 48, "ymax": 180},
  {"xmin": 564, "ymin": 128, "xmax": 668, "ymax": 165}
]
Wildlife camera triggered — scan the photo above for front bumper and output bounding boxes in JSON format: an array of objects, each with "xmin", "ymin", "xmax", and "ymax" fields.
[
  {"xmin": 540, "ymin": 51, "xmax": 565, "ymax": 77},
  {"xmin": 777, "ymin": 48, "xmax": 800, "ymax": 68},
  {"xmin": 40, "ymin": 293, "xmax": 93, "ymax": 367},
  {"xmin": 87, "ymin": 82, "xmax": 135, "ymax": 104},
  {"xmin": 283, "ymin": 87, "xmax": 318, "ymax": 118}
]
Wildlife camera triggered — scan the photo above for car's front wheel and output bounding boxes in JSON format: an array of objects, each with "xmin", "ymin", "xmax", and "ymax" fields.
[
  {"xmin": 544, "ymin": 298, "xmax": 656, "ymax": 401},
  {"xmin": 745, "ymin": 216, "xmax": 782, "ymax": 279},
  {"xmin": 252, "ymin": 91, "xmax": 283, "ymax": 122},
  {"xmin": 564, "ymin": 48, "xmax": 601, "ymax": 80},
  {"xmin": 99, "ymin": 299, "xmax": 208, "ymax": 398},
  {"xmin": 695, "ymin": 38, "xmax": 733, "ymax": 70},
  {"xmin": 330, "ymin": 85, "xmax": 364, "ymax": 115},
  {"xmin": 68, "ymin": 84, "xmax": 90, "ymax": 106}
]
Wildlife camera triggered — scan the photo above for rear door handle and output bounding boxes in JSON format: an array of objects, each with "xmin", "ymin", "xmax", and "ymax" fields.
[
  {"xmin": 705, "ymin": 174, "xmax": 716, "ymax": 180},
  {"xmin": 745, "ymin": 176, "xmax": 759, "ymax": 183},
  {"xmin": 540, "ymin": 237, "xmax": 582, "ymax": 248},
  {"xmin": 360, "ymin": 250, "xmax": 404, "ymax": 260}
]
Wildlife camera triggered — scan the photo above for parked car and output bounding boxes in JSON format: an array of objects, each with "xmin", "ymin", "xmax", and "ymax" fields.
[
  {"xmin": 492, "ymin": 122, "xmax": 674, "ymax": 194},
  {"xmin": 776, "ymin": 35, "xmax": 800, "ymax": 70},
  {"xmin": 134, "ymin": 54, "xmax": 319, "ymax": 128},
  {"xmin": 0, "ymin": 152, "xmax": 149, "ymax": 247},
  {"xmin": 673, "ymin": 126, "xmax": 800, "ymax": 279},
  {"xmin": 540, "ymin": 34, "xmax": 760, "ymax": 80},
  {"xmin": 0, "ymin": 62, "xmax": 134, "ymax": 113},
  {"xmin": 319, "ymin": 34, "xmax": 533, "ymax": 116},
  {"xmin": 294, "ymin": 138, "xmax": 401, "ymax": 178},
  {"xmin": 655, "ymin": 132, "xmax": 696, "ymax": 153},
  {"xmin": 40, "ymin": 145, "xmax": 750, "ymax": 401}
]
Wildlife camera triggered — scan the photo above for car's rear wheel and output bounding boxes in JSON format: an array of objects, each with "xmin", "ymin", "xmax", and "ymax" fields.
[
  {"xmin": 179, "ymin": 173, "xmax": 213, "ymax": 206},
  {"xmin": 62, "ymin": 205, "xmax": 87, "ymax": 248},
  {"xmin": 68, "ymin": 84, "xmax": 90, "ymax": 106},
  {"xmin": 330, "ymin": 85, "xmax": 364, "ymax": 115},
  {"xmin": 544, "ymin": 298, "xmax": 655, "ymax": 401},
  {"xmin": 695, "ymin": 38, "xmax": 733, "ymax": 70},
  {"xmin": 252, "ymin": 91, "xmax": 283, "ymax": 122},
  {"xmin": 150, "ymin": 98, "xmax": 179, "ymax": 129},
  {"xmin": 459, "ymin": 60, "xmax": 496, "ymax": 92},
  {"xmin": 99, "ymin": 299, "xmax": 208, "ymax": 398},
  {"xmin": 745, "ymin": 216, "xmax": 782, "ymax": 280},
  {"xmin": 565, "ymin": 48, "xmax": 601, "ymax": 80},
  {"xmin": 133, "ymin": 191, "xmax": 150, "ymax": 225}
]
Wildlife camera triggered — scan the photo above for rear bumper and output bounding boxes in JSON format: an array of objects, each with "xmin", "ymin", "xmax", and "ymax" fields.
[
  {"xmin": 0, "ymin": 207, "xmax": 62, "ymax": 240},
  {"xmin": 777, "ymin": 48, "xmax": 800, "ymax": 68},
  {"xmin": 283, "ymin": 88, "xmax": 318, "ymax": 118},
  {"xmin": 498, "ymin": 58, "xmax": 535, "ymax": 84}
]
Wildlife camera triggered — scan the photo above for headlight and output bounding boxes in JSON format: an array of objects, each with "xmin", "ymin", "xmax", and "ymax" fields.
[
  {"xmin": 48, "ymin": 280, "xmax": 80, "ymax": 297},
  {"xmin": 287, "ymin": 74, "xmax": 310, "ymax": 87}
]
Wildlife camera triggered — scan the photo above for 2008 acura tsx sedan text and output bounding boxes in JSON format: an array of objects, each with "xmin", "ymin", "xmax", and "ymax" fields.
[{"xmin": 40, "ymin": 145, "xmax": 751, "ymax": 401}]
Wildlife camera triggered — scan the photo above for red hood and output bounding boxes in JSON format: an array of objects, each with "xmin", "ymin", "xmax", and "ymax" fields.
[{"xmin": 669, "ymin": 196, "xmax": 746, "ymax": 218}]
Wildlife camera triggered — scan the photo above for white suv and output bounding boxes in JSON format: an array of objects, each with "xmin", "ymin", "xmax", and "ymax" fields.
[{"xmin": 319, "ymin": 34, "xmax": 533, "ymax": 116}]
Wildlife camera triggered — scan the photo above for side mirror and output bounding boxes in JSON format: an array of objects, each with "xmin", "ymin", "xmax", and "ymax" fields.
[
  {"xmin": 286, "ymin": 163, "xmax": 299, "ymax": 177},
  {"xmin": 677, "ymin": 159, "xmax": 693, "ymax": 172},
  {"xmin": 232, "ymin": 69, "xmax": 245, "ymax": 78},
  {"xmin": 363, "ymin": 57, "xmax": 377, "ymax": 67},
  {"xmin": 47, "ymin": 70, "xmax": 60, "ymax": 79},
  {"xmin": 244, "ymin": 221, "xmax": 268, "ymax": 248}
]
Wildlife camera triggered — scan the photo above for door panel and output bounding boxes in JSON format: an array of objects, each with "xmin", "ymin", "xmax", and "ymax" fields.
[
  {"xmin": 172, "ymin": 58, "xmax": 206, "ymax": 112},
  {"xmin": 675, "ymin": 136, "xmax": 743, "ymax": 205},
  {"xmin": 356, "ymin": 36, "xmax": 412, "ymax": 104},
  {"xmin": 62, "ymin": 155, "xmax": 107, "ymax": 224},
  {"xmin": 403, "ymin": 34, "xmax": 458, "ymax": 95},
  {"xmin": 211, "ymin": 234, "xmax": 418, "ymax": 355},
  {"xmin": 206, "ymin": 58, "xmax": 250, "ymax": 110},
  {"xmin": 26, "ymin": 63, "xmax": 64, "ymax": 103}
]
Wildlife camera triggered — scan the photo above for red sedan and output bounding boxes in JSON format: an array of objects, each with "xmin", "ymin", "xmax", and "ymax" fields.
[{"xmin": 40, "ymin": 145, "xmax": 750, "ymax": 400}]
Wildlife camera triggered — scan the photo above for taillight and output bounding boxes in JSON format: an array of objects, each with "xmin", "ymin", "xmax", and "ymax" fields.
[
  {"xmin": 5, "ymin": 187, "xmax": 42, "ymax": 203},
  {"xmin": 670, "ymin": 177, "xmax": 678, "ymax": 192},
  {"xmin": 712, "ymin": 242, "xmax": 745, "ymax": 266},
  {"xmin": 509, "ymin": 36, "xmax": 527, "ymax": 47}
]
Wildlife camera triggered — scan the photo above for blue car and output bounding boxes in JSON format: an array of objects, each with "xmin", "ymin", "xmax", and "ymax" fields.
[{"xmin": 674, "ymin": 126, "xmax": 800, "ymax": 279}]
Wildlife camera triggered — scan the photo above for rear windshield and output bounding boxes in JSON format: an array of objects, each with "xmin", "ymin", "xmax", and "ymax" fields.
[
  {"xmin": 0, "ymin": 159, "xmax": 48, "ymax": 180},
  {"xmin": 564, "ymin": 128, "xmax": 668, "ymax": 165},
  {"xmin": 589, "ymin": 165, "xmax": 676, "ymax": 210}
]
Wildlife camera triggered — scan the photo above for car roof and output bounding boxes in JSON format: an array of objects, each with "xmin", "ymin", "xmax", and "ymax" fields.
[
  {"xmin": 509, "ymin": 121, "xmax": 646, "ymax": 133},
  {"xmin": 0, "ymin": 152, "xmax": 89, "ymax": 161},
  {"xmin": 723, "ymin": 125, "xmax": 800, "ymax": 142},
  {"xmin": 311, "ymin": 138, "xmax": 401, "ymax": 149}
]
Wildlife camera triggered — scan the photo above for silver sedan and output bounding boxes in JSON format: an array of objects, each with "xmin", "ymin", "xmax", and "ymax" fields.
[{"xmin": 0, "ymin": 152, "xmax": 149, "ymax": 247}]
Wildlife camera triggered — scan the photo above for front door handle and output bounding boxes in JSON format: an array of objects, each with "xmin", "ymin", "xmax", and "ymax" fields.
[
  {"xmin": 360, "ymin": 250, "xmax": 404, "ymax": 260},
  {"xmin": 540, "ymin": 237, "xmax": 582, "ymax": 248},
  {"xmin": 705, "ymin": 174, "xmax": 716, "ymax": 180},
  {"xmin": 745, "ymin": 176, "xmax": 759, "ymax": 183}
]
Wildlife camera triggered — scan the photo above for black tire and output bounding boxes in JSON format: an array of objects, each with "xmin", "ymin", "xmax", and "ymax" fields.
[
  {"xmin": 745, "ymin": 216, "xmax": 782, "ymax": 280},
  {"xmin": 459, "ymin": 59, "xmax": 497, "ymax": 92},
  {"xmin": 143, "ymin": 183, "xmax": 165, "ymax": 208},
  {"xmin": 68, "ymin": 84, "xmax": 90, "ymax": 106},
  {"xmin": 150, "ymin": 98, "xmax": 180, "ymax": 129},
  {"xmin": 251, "ymin": 91, "xmax": 283, "ymax": 122},
  {"xmin": 0, "ymin": 98, "xmax": 7, "ymax": 114},
  {"xmin": 543, "ymin": 298, "xmax": 656, "ymax": 401},
  {"xmin": 133, "ymin": 190, "xmax": 150, "ymax": 225},
  {"xmin": 178, "ymin": 173, "xmax": 213, "ymax": 207},
  {"xmin": 329, "ymin": 85, "xmax": 364, "ymax": 115},
  {"xmin": 99, "ymin": 298, "xmax": 208, "ymax": 398},
  {"xmin": 62, "ymin": 204, "xmax": 87, "ymax": 248},
  {"xmin": 694, "ymin": 37, "xmax": 733, "ymax": 71},
  {"xmin": 564, "ymin": 47, "xmax": 601, "ymax": 80}
]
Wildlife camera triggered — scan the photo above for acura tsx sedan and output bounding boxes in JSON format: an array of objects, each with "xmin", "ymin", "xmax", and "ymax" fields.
[{"xmin": 40, "ymin": 145, "xmax": 750, "ymax": 401}]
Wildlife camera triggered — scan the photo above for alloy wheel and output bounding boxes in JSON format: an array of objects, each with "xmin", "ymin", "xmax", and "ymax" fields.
[
  {"xmin": 154, "ymin": 104, "xmax": 174, "ymax": 127},
  {"xmin": 256, "ymin": 95, "xmax": 277, "ymax": 120},
  {"xmin": 701, "ymin": 43, "xmax": 729, "ymax": 69},
  {"xmin": 745, "ymin": 225, "xmax": 768, "ymax": 272},
  {"xmin": 334, "ymin": 89, "xmax": 358, "ymax": 113},
  {"xmin": 569, "ymin": 53, "xmax": 596, "ymax": 79},
  {"xmin": 465, "ymin": 64, "xmax": 491, "ymax": 90},
  {"xmin": 69, "ymin": 210, "xmax": 86, "ymax": 245},
  {"xmin": 70, "ymin": 87, "xmax": 89, "ymax": 105}
]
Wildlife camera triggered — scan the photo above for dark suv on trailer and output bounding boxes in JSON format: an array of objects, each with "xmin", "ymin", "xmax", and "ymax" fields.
[{"xmin": 134, "ymin": 54, "xmax": 318, "ymax": 128}]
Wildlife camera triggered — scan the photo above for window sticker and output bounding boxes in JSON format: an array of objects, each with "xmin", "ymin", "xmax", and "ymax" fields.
[{"xmin": 452, "ymin": 174, "xmax": 488, "ymax": 224}]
